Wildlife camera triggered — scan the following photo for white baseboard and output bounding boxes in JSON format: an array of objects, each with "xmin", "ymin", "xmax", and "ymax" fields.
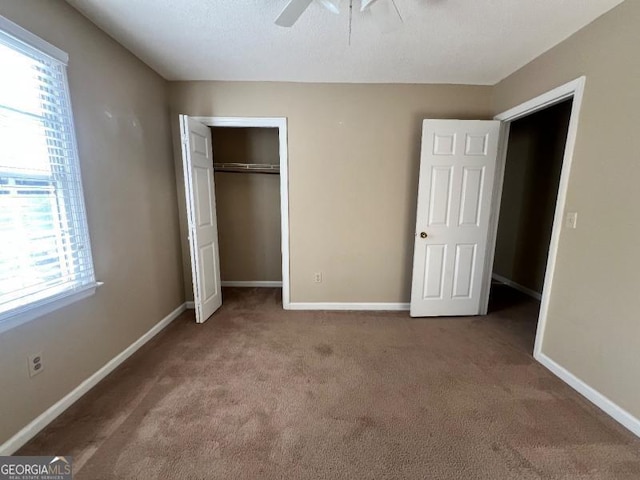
[
  {"xmin": 0, "ymin": 303, "xmax": 187, "ymax": 455},
  {"xmin": 287, "ymin": 302, "xmax": 410, "ymax": 311},
  {"xmin": 185, "ymin": 301, "xmax": 195, "ymax": 309},
  {"xmin": 536, "ymin": 352, "xmax": 640, "ymax": 438},
  {"xmin": 492, "ymin": 273, "xmax": 542, "ymax": 301},
  {"xmin": 221, "ymin": 281, "xmax": 283, "ymax": 288}
]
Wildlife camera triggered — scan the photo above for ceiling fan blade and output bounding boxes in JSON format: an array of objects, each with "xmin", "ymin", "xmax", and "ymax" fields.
[
  {"xmin": 275, "ymin": 0, "xmax": 314, "ymax": 27},
  {"xmin": 317, "ymin": 0, "xmax": 341, "ymax": 14},
  {"xmin": 360, "ymin": 0, "xmax": 381, "ymax": 12}
]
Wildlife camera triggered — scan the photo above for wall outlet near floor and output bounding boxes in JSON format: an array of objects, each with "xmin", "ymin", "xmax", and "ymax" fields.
[
  {"xmin": 566, "ymin": 211, "xmax": 578, "ymax": 229},
  {"xmin": 314, "ymin": 272, "xmax": 323, "ymax": 283},
  {"xmin": 28, "ymin": 352, "xmax": 44, "ymax": 377}
]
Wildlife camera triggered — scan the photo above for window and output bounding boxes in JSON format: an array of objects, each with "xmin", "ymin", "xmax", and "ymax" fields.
[{"xmin": 0, "ymin": 17, "xmax": 97, "ymax": 329}]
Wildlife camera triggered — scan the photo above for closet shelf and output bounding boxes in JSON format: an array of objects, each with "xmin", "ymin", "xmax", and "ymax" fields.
[{"xmin": 214, "ymin": 162, "xmax": 280, "ymax": 174}]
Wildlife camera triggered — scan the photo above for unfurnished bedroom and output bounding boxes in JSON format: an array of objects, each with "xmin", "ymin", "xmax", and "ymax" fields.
[{"xmin": 0, "ymin": 1, "xmax": 639, "ymax": 479}]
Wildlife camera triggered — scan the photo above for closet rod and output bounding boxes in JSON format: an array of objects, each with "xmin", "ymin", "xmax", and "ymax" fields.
[{"xmin": 213, "ymin": 162, "xmax": 280, "ymax": 175}]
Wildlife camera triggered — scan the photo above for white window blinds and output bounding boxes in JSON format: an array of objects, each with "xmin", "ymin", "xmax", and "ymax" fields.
[{"xmin": 0, "ymin": 20, "xmax": 96, "ymax": 323}]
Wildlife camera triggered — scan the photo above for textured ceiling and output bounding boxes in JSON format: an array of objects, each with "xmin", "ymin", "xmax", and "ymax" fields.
[{"xmin": 65, "ymin": 0, "xmax": 623, "ymax": 84}]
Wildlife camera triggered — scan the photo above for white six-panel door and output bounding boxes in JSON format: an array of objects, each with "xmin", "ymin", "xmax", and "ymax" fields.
[
  {"xmin": 180, "ymin": 115, "xmax": 222, "ymax": 323},
  {"xmin": 410, "ymin": 120, "xmax": 500, "ymax": 317}
]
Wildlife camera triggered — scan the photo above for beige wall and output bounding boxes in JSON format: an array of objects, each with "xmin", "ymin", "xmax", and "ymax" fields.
[
  {"xmin": 212, "ymin": 128, "xmax": 282, "ymax": 282},
  {"xmin": 170, "ymin": 82, "xmax": 493, "ymax": 302},
  {"xmin": 494, "ymin": 100, "xmax": 571, "ymax": 293},
  {"xmin": 212, "ymin": 127, "xmax": 280, "ymax": 165},
  {"xmin": 215, "ymin": 172, "xmax": 282, "ymax": 282},
  {"xmin": 0, "ymin": 1, "xmax": 183, "ymax": 445},
  {"xmin": 493, "ymin": 0, "xmax": 640, "ymax": 418}
]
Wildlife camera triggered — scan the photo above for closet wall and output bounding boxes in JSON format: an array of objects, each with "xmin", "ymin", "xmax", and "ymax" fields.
[
  {"xmin": 493, "ymin": 100, "xmax": 572, "ymax": 294},
  {"xmin": 212, "ymin": 127, "xmax": 282, "ymax": 282}
]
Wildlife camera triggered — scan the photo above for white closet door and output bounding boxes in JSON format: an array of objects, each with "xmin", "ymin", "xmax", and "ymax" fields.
[
  {"xmin": 410, "ymin": 120, "xmax": 500, "ymax": 317},
  {"xmin": 180, "ymin": 115, "xmax": 222, "ymax": 323}
]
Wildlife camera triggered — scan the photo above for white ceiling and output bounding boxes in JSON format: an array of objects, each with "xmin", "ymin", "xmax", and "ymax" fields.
[{"xmin": 65, "ymin": 0, "xmax": 623, "ymax": 85}]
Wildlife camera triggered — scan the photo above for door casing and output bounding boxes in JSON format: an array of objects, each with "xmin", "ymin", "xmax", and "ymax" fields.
[
  {"xmin": 189, "ymin": 116, "xmax": 291, "ymax": 309},
  {"xmin": 481, "ymin": 76, "xmax": 586, "ymax": 358}
]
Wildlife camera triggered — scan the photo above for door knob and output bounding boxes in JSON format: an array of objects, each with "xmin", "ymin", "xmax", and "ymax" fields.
[{"xmin": 420, "ymin": 232, "xmax": 428, "ymax": 239}]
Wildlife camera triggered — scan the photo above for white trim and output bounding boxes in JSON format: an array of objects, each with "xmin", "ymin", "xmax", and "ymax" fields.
[
  {"xmin": 0, "ymin": 302, "xmax": 187, "ymax": 455},
  {"xmin": 192, "ymin": 117, "xmax": 284, "ymax": 128},
  {"xmin": 288, "ymin": 302, "xmax": 410, "ymax": 311},
  {"xmin": 491, "ymin": 273, "xmax": 542, "ymax": 301},
  {"xmin": 0, "ymin": 283, "xmax": 103, "ymax": 336},
  {"xmin": 482, "ymin": 76, "xmax": 586, "ymax": 359},
  {"xmin": 536, "ymin": 352, "xmax": 640, "ymax": 438},
  {"xmin": 0, "ymin": 15, "xmax": 68, "ymax": 64},
  {"xmin": 221, "ymin": 281, "xmax": 283, "ymax": 287},
  {"xmin": 190, "ymin": 116, "xmax": 291, "ymax": 310},
  {"xmin": 494, "ymin": 79, "xmax": 581, "ymax": 122}
]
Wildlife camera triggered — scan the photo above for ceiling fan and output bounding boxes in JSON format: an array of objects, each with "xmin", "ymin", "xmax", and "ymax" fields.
[{"xmin": 275, "ymin": 0, "xmax": 402, "ymax": 30}]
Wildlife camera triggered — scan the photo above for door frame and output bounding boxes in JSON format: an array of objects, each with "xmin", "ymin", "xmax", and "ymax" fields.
[
  {"xmin": 480, "ymin": 76, "xmax": 586, "ymax": 358},
  {"xmin": 191, "ymin": 116, "xmax": 291, "ymax": 309}
]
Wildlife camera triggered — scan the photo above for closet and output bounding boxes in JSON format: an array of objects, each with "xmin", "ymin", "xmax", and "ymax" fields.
[{"xmin": 210, "ymin": 127, "xmax": 282, "ymax": 286}]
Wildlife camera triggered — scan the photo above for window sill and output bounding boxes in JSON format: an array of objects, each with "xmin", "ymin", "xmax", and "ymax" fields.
[{"xmin": 0, "ymin": 282, "xmax": 103, "ymax": 335}]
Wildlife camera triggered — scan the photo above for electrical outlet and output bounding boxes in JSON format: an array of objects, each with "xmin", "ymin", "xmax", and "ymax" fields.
[
  {"xmin": 28, "ymin": 352, "xmax": 44, "ymax": 377},
  {"xmin": 566, "ymin": 211, "xmax": 578, "ymax": 229},
  {"xmin": 314, "ymin": 272, "xmax": 323, "ymax": 283}
]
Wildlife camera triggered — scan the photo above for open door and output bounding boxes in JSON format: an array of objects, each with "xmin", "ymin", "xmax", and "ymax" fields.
[
  {"xmin": 410, "ymin": 120, "xmax": 500, "ymax": 317},
  {"xmin": 180, "ymin": 115, "xmax": 222, "ymax": 323}
]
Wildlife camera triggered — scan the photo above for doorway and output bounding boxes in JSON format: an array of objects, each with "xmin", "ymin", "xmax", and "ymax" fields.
[
  {"xmin": 181, "ymin": 116, "xmax": 291, "ymax": 321},
  {"xmin": 489, "ymin": 99, "xmax": 573, "ymax": 352},
  {"xmin": 211, "ymin": 126, "xmax": 283, "ymax": 289},
  {"xmin": 482, "ymin": 77, "xmax": 586, "ymax": 357}
]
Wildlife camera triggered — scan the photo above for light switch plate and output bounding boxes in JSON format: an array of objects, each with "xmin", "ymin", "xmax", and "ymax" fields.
[{"xmin": 566, "ymin": 212, "xmax": 578, "ymax": 229}]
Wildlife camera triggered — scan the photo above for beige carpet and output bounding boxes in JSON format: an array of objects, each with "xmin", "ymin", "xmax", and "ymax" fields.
[{"xmin": 19, "ymin": 286, "xmax": 640, "ymax": 479}]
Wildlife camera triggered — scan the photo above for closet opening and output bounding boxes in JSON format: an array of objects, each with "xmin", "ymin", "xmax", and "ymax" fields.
[
  {"xmin": 184, "ymin": 116, "xmax": 290, "ymax": 311},
  {"xmin": 211, "ymin": 126, "xmax": 283, "ymax": 292}
]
